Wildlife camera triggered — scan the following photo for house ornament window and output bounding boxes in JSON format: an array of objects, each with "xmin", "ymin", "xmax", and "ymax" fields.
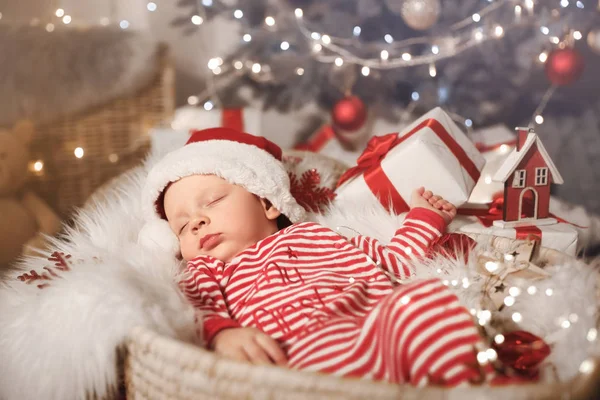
[
  {"xmin": 535, "ymin": 167, "xmax": 548, "ymax": 186},
  {"xmin": 512, "ymin": 170, "xmax": 526, "ymax": 188}
]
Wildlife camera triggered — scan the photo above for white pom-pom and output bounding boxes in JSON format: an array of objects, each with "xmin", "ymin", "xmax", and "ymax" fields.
[{"xmin": 137, "ymin": 219, "xmax": 179, "ymax": 256}]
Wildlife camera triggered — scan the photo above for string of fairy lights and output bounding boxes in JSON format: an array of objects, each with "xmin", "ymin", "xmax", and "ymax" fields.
[
  {"xmin": 5, "ymin": 1, "xmax": 592, "ymax": 73},
  {"xmin": 3, "ymin": 0, "xmax": 594, "ymax": 184},
  {"xmin": 3, "ymin": 0, "xmax": 595, "ymax": 176},
  {"xmin": 2, "ymin": 0, "xmax": 599, "ymax": 377},
  {"xmin": 182, "ymin": 0, "xmax": 594, "ymax": 131},
  {"xmin": 339, "ymin": 221, "xmax": 600, "ymax": 375},
  {"xmin": 9, "ymin": 0, "xmax": 595, "ymax": 129}
]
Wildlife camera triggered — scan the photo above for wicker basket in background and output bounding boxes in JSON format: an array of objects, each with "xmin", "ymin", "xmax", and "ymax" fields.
[
  {"xmin": 125, "ymin": 235, "xmax": 600, "ymax": 400},
  {"xmin": 28, "ymin": 45, "xmax": 175, "ymax": 218}
]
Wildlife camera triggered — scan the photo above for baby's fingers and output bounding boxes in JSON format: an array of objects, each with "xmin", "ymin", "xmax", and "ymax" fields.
[
  {"xmin": 442, "ymin": 202, "xmax": 455, "ymax": 211},
  {"xmin": 255, "ymin": 334, "xmax": 287, "ymax": 366},
  {"xmin": 414, "ymin": 186, "xmax": 425, "ymax": 196},
  {"xmin": 445, "ymin": 207, "xmax": 457, "ymax": 219},
  {"xmin": 221, "ymin": 347, "xmax": 251, "ymax": 364},
  {"xmin": 429, "ymin": 195, "xmax": 442, "ymax": 205},
  {"xmin": 244, "ymin": 341, "xmax": 273, "ymax": 365},
  {"xmin": 435, "ymin": 199, "xmax": 450, "ymax": 209}
]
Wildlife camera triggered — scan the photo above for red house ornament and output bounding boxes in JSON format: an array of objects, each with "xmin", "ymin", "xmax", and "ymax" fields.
[{"xmin": 492, "ymin": 127, "xmax": 564, "ymax": 228}]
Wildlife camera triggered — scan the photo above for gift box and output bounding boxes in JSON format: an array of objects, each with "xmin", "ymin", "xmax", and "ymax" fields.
[
  {"xmin": 549, "ymin": 196, "xmax": 600, "ymax": 251},
  {"xmin": 150, "ymin": 107, "xmax": 262, "ymax": 157},
  {"xmin": 171, "ymin": 106, "xmax": 261, "ymax": 134},
  {"xmin": 334, "ymin": 107, "xmax": 486, "ymax": 214},
  {"xmin": 467, "ymin": 125, "xmax": 517, "ymax": 204},
  {"xmin": 457, "ymin": 216, "xmax": 578, "ymax": 256},
  {"xmin": 294, "ymin": 118, "xmax": 408, "ymax": 167}
]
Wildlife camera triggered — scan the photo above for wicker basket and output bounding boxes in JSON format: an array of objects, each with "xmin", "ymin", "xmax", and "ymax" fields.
[
  {"xmin": 125, "ymin": 236, "xmax": 600, "ymax": 399},
  {"xmin": 28, "ymin": 45, "xmax": 175, "ymax": 218}
]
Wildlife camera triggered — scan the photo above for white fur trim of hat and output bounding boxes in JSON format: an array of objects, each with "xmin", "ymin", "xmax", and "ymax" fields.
[{"xmin": 142, "ymin": 127, "xmax": 307, "ymax": 224}]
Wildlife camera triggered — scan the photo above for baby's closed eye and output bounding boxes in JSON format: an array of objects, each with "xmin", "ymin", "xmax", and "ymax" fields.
[
  {"xmin": 206, "ymin": 195, "xmax": 226, "ymax": 207},
  {"xmin": 179, "ymin": 222, "xmax": 189, "ymax": 235}
]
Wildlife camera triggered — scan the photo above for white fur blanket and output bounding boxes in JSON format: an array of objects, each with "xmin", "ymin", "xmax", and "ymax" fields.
[{"xmin": 0, "ymin": 158, "xmax": 598, "ymax": 399}]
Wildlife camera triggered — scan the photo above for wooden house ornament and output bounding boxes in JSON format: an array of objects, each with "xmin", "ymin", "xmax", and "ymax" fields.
[{"xmin": 492, "ymin": 127, "xmax": 563, "ymax": 228}]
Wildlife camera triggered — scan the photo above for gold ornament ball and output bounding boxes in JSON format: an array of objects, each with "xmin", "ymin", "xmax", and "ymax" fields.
[
  {"xmin": 401, "ymin": 0, "xmax": 441, "ymax": 31},
  {"xmin": 587, "ymin": 29, "xmax": 600, "ymax": 54}
]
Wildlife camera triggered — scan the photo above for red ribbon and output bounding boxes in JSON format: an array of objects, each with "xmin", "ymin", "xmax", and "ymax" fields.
[
  {"xmin": 340, "ymin": 133, "xmax": 409, "ymax": 213},
  {"xmin": 294, "ymin": 125, "xmax": 336, "ymax": 152},
  {"xmin": 458, "ymin": 194, "xmax": 584, "ymax": 244},
  {"xmin": 336, "ymin": 119, "xmax": 482, "ymax": 214},
  {"xmin": 459, "ymin": 198, "xmax": 542, "ymax": 240},
  {"xmin": 475, "ymin": 139, "xmax": 517, "ymax": 153},
  {"xmin": 458, "ymin": 196, "xmax": 506, "ymax": 228},
  {"xmin": 514, "ymin": 225, "xmax": 543, "ymax": 241},
  {"xmin": 221, "ymin": 108, "xmax": 245, "ymax": 132},
  {"xmin": 460, "ymin": 195, "xmax": 584, "ymax": 226}
]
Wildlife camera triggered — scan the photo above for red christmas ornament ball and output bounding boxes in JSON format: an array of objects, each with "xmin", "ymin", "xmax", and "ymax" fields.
[
  {"xmin": 545, "ymin": 48, "xmax": 585, "ymax": 86},
  {"xmin": 331, "ymin": 96, "xmax": 367, "ymax": 132},
  {"xmin": 492, "ymin": 330, "xmax": 551, "ymax": 378}
]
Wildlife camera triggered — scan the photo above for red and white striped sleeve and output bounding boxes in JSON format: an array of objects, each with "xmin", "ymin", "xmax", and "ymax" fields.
[
  {"xmin": 349, "ymin": 208, "xmax": 447, "ymax": 281},
  {"xmin": 179, "ymin": 260, "xmax": 241, "ymax": 347}
]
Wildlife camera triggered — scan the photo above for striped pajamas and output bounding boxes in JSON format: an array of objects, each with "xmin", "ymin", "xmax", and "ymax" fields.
[{"xmin": 181, "ymin": 208, "xmax": 490, "ymax": 386}]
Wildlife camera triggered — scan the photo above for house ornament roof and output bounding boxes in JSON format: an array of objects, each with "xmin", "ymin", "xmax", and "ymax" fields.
[{"xmin": 492, "ymin": 131, "xmax": 564, "ymax": 184}]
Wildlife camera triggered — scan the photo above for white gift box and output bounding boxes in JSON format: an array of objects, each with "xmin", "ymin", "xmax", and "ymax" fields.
[
  {"xmin": 150, "ymin": 107, "xmax": 262, "ymax": 158},
  {"xmin": 171, "ymin": 106, "xmax": 261, "ymax": 134},
  {"xmin": 334, "ymin": 107, "xmax": 486, "ymax": 215},
  {"xmin": 549, "ymin": 196, "xmax": 599, "ymax": 251},
  {"xmin": 458, "ymin": 218, "xmax": 578, "ymax": 256}
]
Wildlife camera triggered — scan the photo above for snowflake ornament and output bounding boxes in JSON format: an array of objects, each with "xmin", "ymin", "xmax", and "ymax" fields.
[{"xmin": 289, "ymin": 169, "xmax": 337, "ymax": 213}]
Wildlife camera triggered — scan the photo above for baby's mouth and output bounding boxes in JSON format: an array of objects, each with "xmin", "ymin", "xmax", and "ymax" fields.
[{"xmin": 199, "ymin": 233, "xmax": 221, "ymax": 250}]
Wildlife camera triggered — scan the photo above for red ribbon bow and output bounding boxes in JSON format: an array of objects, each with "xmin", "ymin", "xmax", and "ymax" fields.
[
  {"xmin": 338, "ymin": 133, "xmax": 400, "ymax": 187},
  {"xmin": 336, "ymin": 133, "xmax": 409, "ymax": 214}
]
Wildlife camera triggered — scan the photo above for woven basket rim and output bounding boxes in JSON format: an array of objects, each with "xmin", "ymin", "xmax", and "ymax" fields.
[{"xmin": 128, "ymin": 324, "xmax": 599, "ymax": 399}]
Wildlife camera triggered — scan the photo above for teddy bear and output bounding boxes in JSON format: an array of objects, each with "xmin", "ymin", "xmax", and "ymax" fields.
[{"xmin": 0, "ymin": 121, "xmax": 61, "ymax": 268}]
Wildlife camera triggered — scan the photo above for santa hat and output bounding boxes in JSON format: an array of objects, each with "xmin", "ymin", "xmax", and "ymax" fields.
[{"xmin": 141, "ymin": 127, "xmax": 307, "ymax": 225}]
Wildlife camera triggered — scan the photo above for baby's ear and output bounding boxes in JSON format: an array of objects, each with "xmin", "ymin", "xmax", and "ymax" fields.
[{"xmin": 260, "ymin": 198, "xmax": 282, "ymax": 221}]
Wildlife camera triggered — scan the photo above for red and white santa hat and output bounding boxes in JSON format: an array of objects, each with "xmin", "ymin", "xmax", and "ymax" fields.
[{"xmin": 142, "ymin": 127, "xmax": 307, "ymax": 225}]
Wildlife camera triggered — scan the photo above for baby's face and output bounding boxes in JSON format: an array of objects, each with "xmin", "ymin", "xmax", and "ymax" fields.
[{"xmin": 163, "ymin": 174, "xmax": 281, "ymax": 263}]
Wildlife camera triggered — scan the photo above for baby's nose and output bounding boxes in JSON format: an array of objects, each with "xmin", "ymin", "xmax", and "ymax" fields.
[{"xmin": 192, "ymin": 217, "xmax": 209, "ymax": 230}]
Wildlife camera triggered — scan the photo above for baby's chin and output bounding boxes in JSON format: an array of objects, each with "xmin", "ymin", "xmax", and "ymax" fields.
[
  {"xmin": 183, "ymin": 238, "xmax": 257, "ymax": 263},
  {"xmin": 184, "ymin": 249, "xmax": 237, "ymax": 264}
]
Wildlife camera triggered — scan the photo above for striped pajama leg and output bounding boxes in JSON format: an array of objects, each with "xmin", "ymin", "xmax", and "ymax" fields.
[
  {"xmin": 287, "ymin": 278, "xmax": 492, "ymax": 387},
  {"xmin": 374, "ymin": 278, "xmax": 492, "ymax": 386}
]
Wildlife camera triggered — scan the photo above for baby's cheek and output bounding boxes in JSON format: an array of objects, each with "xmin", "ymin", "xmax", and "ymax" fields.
[{"xmin": 179, "ymin": 238, "xmax": 193, "ymax": 261}]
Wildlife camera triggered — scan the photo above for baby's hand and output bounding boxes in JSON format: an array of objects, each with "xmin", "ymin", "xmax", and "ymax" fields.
[
  {"xmin": 410, "ymin": 187, "xmax": 457, "ymax": 224},
  {"xmin": 212, "ymin": 327, "xmax": 287, "ymax": 366}
]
